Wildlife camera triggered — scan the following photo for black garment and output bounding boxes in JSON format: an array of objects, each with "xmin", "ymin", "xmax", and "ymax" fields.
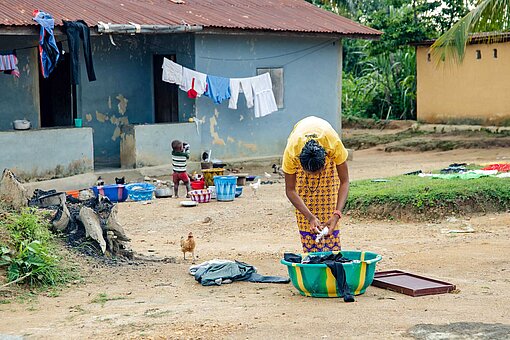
[
  {"xmin": 62, "ymin": 20, "xmax": 96, "ymax": 84},
  {"xmin": 284, "ymin": 252, "xmax": 354, "ymax": 302}
]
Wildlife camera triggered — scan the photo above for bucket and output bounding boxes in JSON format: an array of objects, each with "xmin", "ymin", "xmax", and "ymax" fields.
[
  {"xmin": 213, "ymin": 176, "xmax": 237, "ymax": 201},
  {"xmin": 202, "ymin": 168, "xmax": 225, "ymax": 187},
  {"xmin": 74, "ymin": 118, "xmax": 83, "ymax": 128},
  {"xmin": 191, "ymin": 180, "xmax": 205, "ymax": 190}
]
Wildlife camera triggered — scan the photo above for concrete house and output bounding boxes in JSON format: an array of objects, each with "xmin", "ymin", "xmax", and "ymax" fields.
[
  {"xmin": 0, "ymin": 0, "xmax": 380, "ymax": 179},
  {"xmin": 416, "ymin": 33, "xmax": 510, "ymax": 126}
]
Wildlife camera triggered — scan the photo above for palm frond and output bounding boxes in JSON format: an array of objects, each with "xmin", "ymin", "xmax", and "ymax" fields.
[{"xmin": 430, "ymin": 0, "xmax": 510, "ymax": 66}]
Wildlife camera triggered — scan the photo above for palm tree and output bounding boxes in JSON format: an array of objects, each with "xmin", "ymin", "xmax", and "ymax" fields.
[{"xmin": 430, "ymin": 0, "xmax": 510, "ymax": 65}]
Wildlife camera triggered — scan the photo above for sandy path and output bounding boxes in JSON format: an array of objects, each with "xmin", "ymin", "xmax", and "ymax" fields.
[{"xmin": 0, "ymin": 147, "xmax": 509, "ymax": 339}]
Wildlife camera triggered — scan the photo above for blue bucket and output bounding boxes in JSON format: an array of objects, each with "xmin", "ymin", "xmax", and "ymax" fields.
[{"xmin": 213, "ymin": 176, "xmax": 237, "ymax": 201}]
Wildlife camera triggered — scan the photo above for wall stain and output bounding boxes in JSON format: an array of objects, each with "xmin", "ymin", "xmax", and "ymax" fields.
[
  {"xmin": 227, "ymin": 136, "xmax": 235, "ymax": 143},
  {"xmin": 239, "ymin": 115, "xmax": 244, "ymax": 121},
  {"xmin": 96, "ymin": 111, "xmax": 109, "ymax": 123},
  {"xmin": 209, "ymin": 115, "xmax": 225, "ymax": 146},
  {"xmin": 116, "ymin": 94, "xmax": 128, "ymax": 115},
  {"xmin": 85, "ymin": 114, "xmax": 92, "ymax": 122},
  {"xmin": 112, "ymin": 126, "xmax": 121, "ymax": 141},
  {"xmin": 110, "ymin": 116, "xmax": 119, "ymax": 125},
  {"xmin": 238, "ymin": 141, "xmax": 258, "ymax": 152},
  {"xmin": 108, "ymin": 96, "xmax": 112, "ymax": 109}
]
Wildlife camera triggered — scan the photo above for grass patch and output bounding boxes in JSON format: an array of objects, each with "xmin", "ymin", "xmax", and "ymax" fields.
[
  {"xmin": 91, "ymin": 293, "xmax": 127, "ymax": 307},
  {"xmin": 343, "ymin": 129, "xmax": 428, "ymax": 150},
  {"xmin": 0, "ymin": 207, "xmax": 78, "ymax": 288},
  {"xmin": 346, "ymin": 175, "xmax": 510, "ymax": 221}
]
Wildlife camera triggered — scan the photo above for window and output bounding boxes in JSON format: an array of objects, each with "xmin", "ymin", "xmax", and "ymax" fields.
[
  {"xmin": 493, "ymin": 49, "xmax": 498, "ymax": 58},
  {"xmin": 257, "ymin": 67, "xmax": 284, "ymax": 109},
  {"xmin": 476, "ymin": 50, "xmax": 482, "ymax": 59}
]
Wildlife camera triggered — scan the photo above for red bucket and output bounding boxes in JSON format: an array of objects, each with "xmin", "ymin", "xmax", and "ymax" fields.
[{"xmin": 191, "ymin": 180, "xmax": 205, "ymax": 190}]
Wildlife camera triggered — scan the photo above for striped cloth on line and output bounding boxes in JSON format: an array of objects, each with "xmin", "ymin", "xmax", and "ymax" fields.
[{"xmin": 0, "ymin": 54, "xmax": 20, "ymax": 78}]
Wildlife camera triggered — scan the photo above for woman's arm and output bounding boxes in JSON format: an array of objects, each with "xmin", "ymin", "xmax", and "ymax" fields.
[
  {"xmin": 285, "ymin": 172, "xmax": 321, "ymax": 234},
  {"xmin": 324, "ymin": 161, "xmax": 350, "ymax": 235}
]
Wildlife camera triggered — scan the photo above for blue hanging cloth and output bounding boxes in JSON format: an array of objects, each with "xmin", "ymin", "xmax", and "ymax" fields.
[{"xmin": 33, "ymin": 10, "xmax": 60, "ymax": 78}]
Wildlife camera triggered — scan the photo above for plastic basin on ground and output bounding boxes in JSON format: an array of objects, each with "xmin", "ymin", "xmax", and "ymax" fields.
[
  {"xmin": 280, "ymin": 250, "xmax": 382, "ymax": 298},
  {"xmin": 189, "ymin": 189, "xmax": 212, "ymax": 203},
  {"xmin": 92, "ymin": 184, "xmax": 128, "ymax": 202},
  {"xmin": 125, "ymin": 183, "xmax": 155, "ymax": 201},
  {"xmin": 213, "ymin": 176, "xmax": 237, "ymax": 201}
]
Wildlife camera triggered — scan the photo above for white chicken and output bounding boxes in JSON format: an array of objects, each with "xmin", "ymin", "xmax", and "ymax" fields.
[{"xmin": 249, "ymin": 178, "xmax": 262, "ymax": 196}]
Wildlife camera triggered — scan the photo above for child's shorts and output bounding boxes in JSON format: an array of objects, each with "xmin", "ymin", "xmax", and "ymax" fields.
[{"xmin": 173, "ymin": 171, "xmax": 190, "ymax": 184}]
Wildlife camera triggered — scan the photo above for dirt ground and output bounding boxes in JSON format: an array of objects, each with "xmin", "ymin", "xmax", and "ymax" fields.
[{"xmin": 1, "ymin": 146, "xmax": 509, "ymax": 339}]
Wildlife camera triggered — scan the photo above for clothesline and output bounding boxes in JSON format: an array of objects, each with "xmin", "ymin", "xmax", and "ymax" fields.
[{"xmin": 162, "ymin": 58, "xmax": 278, "ymax": 118}]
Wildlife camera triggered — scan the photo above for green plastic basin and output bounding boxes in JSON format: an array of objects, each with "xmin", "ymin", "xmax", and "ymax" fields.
[{"xmin": 280, "ymin": 250, "xmax": 382, "ymax": 298}]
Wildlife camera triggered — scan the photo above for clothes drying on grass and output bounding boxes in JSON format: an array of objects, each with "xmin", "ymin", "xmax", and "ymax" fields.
[
  {"xmin": 162, "ymin": 57, "xmax": 182, "ymax": 85},
  {"xmin": 180, "ymin": 67, "xmax": 208, "ymax": 99},
  {"xmin": 0, "ymin": 53, "xmax": 20, "ymax": 78},
  {"xmin": 62, "ymin": 20, "xmax": 96, "ymax": 84},
  {"xmin": 189, "ymin": 259, "xmax": 290, "ymax": 286},
  {"xmin": 204, "ymin": 75, "xmax": 231, "ymax": 104},
  {"xmin": 284, "ymin": 252, "xmax": 354, "ymax": 302},
  {"xmin": 482, "ymin": 164, "xmax": 510, "ymax": 172},
  {"xmin": 33, "ymin": 10, "xmax": 60, "ymax": 78}
]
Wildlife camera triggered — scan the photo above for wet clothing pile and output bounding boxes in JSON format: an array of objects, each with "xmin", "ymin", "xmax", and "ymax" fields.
[
  {"xmin": 189, "ymin": 259, "xmax": 290, "ymax": 286},
  {"xmin": 284, "ymin": 252, "xmax": 355, "ymax": 302}
]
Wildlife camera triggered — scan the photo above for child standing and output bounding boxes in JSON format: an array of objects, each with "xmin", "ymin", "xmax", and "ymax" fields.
[{"xmin": 171, "ymin": 140, "xmax": 192, "ymax": 198}]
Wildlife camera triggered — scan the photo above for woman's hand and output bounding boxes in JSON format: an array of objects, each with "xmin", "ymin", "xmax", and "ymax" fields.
[
  {"xmin": 308, "ymin": 215, "xmax": 322, "ymax": 234},
  {"xmin": 323, "ymin": 214, "xmax": 340, "ymax": 236}
]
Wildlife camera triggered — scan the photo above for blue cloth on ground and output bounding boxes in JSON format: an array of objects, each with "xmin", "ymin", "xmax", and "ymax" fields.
[
  {"xmin": 33, "ymin": 10, "xmax": 60, "ymax": 78},
  {"xmin": 204, "ymin": 75, "xmax": 231, "ymax": 104}
]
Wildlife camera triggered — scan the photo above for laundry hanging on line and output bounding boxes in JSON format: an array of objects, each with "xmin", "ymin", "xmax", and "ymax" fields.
[
  {"xmin": 62, "ymin": 20, "xmax": 96, "ymax": 85},
  {"xmin": 33, "ymin": 10, "xmax": 60, "ymax": 78},
  {"xmin": 161, "ymin": 58, "xmax": 278, "ymax": 117},
  {"xmin": 0, "ymin": 52, "xmax": 20, "ymax": 78}
]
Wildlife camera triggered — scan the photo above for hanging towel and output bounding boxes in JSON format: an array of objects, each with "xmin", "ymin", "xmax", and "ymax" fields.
[
  {"xmin": 252, "ymin": 73, "xmax": 278, "ymax": 118},
  {"xmin": 62, "ymin": 20, "xmax": 96, "ymax": 84},
  {"xmin": 0, "ymin": 53, "xmax": 20, "ymax": 78},
  {"xmin": 180, "ymin": 67, "xmax": 207, "ymax": 99},
  {"xmin": 33, "ymin": 10, "xmax": 60, "ymax": 78},
  {"xmin": 162, "ymin": 57, "xmax": 182, "ymax": 85},
  {"xmin": 229, "ymin": 77, "xmax": 254, "ymax": 109},
  {"xmin": 204, "ymin": 75, "xmax": 231, "ymax": 104}
]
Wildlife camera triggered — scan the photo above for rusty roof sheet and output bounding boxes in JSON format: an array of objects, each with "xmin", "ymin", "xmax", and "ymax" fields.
[{"xmin": 0, "ymin": 0, "xmax": 381, "ymax": 37}]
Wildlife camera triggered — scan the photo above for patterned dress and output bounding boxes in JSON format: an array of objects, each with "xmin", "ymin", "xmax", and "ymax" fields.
[{"xmin": 295, "ymin": 157, "xmax": 341, "ymax": 253}]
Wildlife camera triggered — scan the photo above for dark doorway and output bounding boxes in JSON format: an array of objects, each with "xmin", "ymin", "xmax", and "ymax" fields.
[
  {"xmin": 153, "ymin": 54, "xmax": 179, "ymax": 123},
  {"xmin": 39, "ymin": 52, "xmax": 75, "ymax": 127}
]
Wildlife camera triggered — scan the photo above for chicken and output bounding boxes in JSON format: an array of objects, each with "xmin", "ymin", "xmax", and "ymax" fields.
[
  {"xmin": 272, "ymin": 164, "xmax": 285, "ymax": 178},
  {"xmin": 180, "ymin": 232, "xmax": 196, "ymax": 263},
  {"xmin": 249, "ymin": 178, "xmax": 262, "ymax": 196}
]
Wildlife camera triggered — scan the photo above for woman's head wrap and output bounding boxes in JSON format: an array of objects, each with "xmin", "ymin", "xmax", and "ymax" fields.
[{"xmin": 299, "ymin": 139, "xmax": 326, "ymax": 173}]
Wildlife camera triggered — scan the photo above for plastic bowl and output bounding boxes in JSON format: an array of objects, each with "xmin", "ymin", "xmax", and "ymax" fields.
[
  {"xmin": 235, "ymin": 186, "xmax": 243, "ymax": 198},
  {"xmin": 281, "ymin": 250, "xmax": 382, "ymax": 298},
  {"xmin": 92, "ymin": 184, "xmax": 128, "ymax": 202},
  {"xmin": 189, "ymin": 189, "xmax": 212, "ymax": 203},
  {"xmin": 125, "ymin": 183, "xmax": 155, "ymax": 201}
]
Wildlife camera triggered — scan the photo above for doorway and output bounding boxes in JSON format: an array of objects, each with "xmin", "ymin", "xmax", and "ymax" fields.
[
  {"xmin": 153, "ymin": 54, "xmax": 179, "ymax": 123},
  {"xmin": 39, "ymin": 51, "xmax": 75, "ymax": 127}
]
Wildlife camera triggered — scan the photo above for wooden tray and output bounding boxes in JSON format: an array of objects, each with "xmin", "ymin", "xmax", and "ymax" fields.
[{"xmin": 371, "ymin": 270, "xmax": 456, "ymax": 297}]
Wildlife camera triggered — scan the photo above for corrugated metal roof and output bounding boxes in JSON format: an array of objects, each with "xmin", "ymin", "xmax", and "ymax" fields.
[{"xmin": 0, "ymin": 0, "xmax": 381, "ymax": 36}]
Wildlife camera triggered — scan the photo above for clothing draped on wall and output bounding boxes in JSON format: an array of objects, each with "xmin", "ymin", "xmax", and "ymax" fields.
[{"xmin": 33, "ymin": 10, "xmax": 60, "ymax": 78}]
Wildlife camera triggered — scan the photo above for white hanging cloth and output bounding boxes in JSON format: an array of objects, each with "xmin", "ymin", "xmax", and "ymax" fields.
[
  {"xmin": 251, "ymin": 73, "xmax": 278, "ymax": 117},
  {"xmin": 162, "ymin": 57, "xmax": 182, "ymax": 85},
  {"xmin": 229, "ymin": 77, "xmax": 254, "ymax": 109}
]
